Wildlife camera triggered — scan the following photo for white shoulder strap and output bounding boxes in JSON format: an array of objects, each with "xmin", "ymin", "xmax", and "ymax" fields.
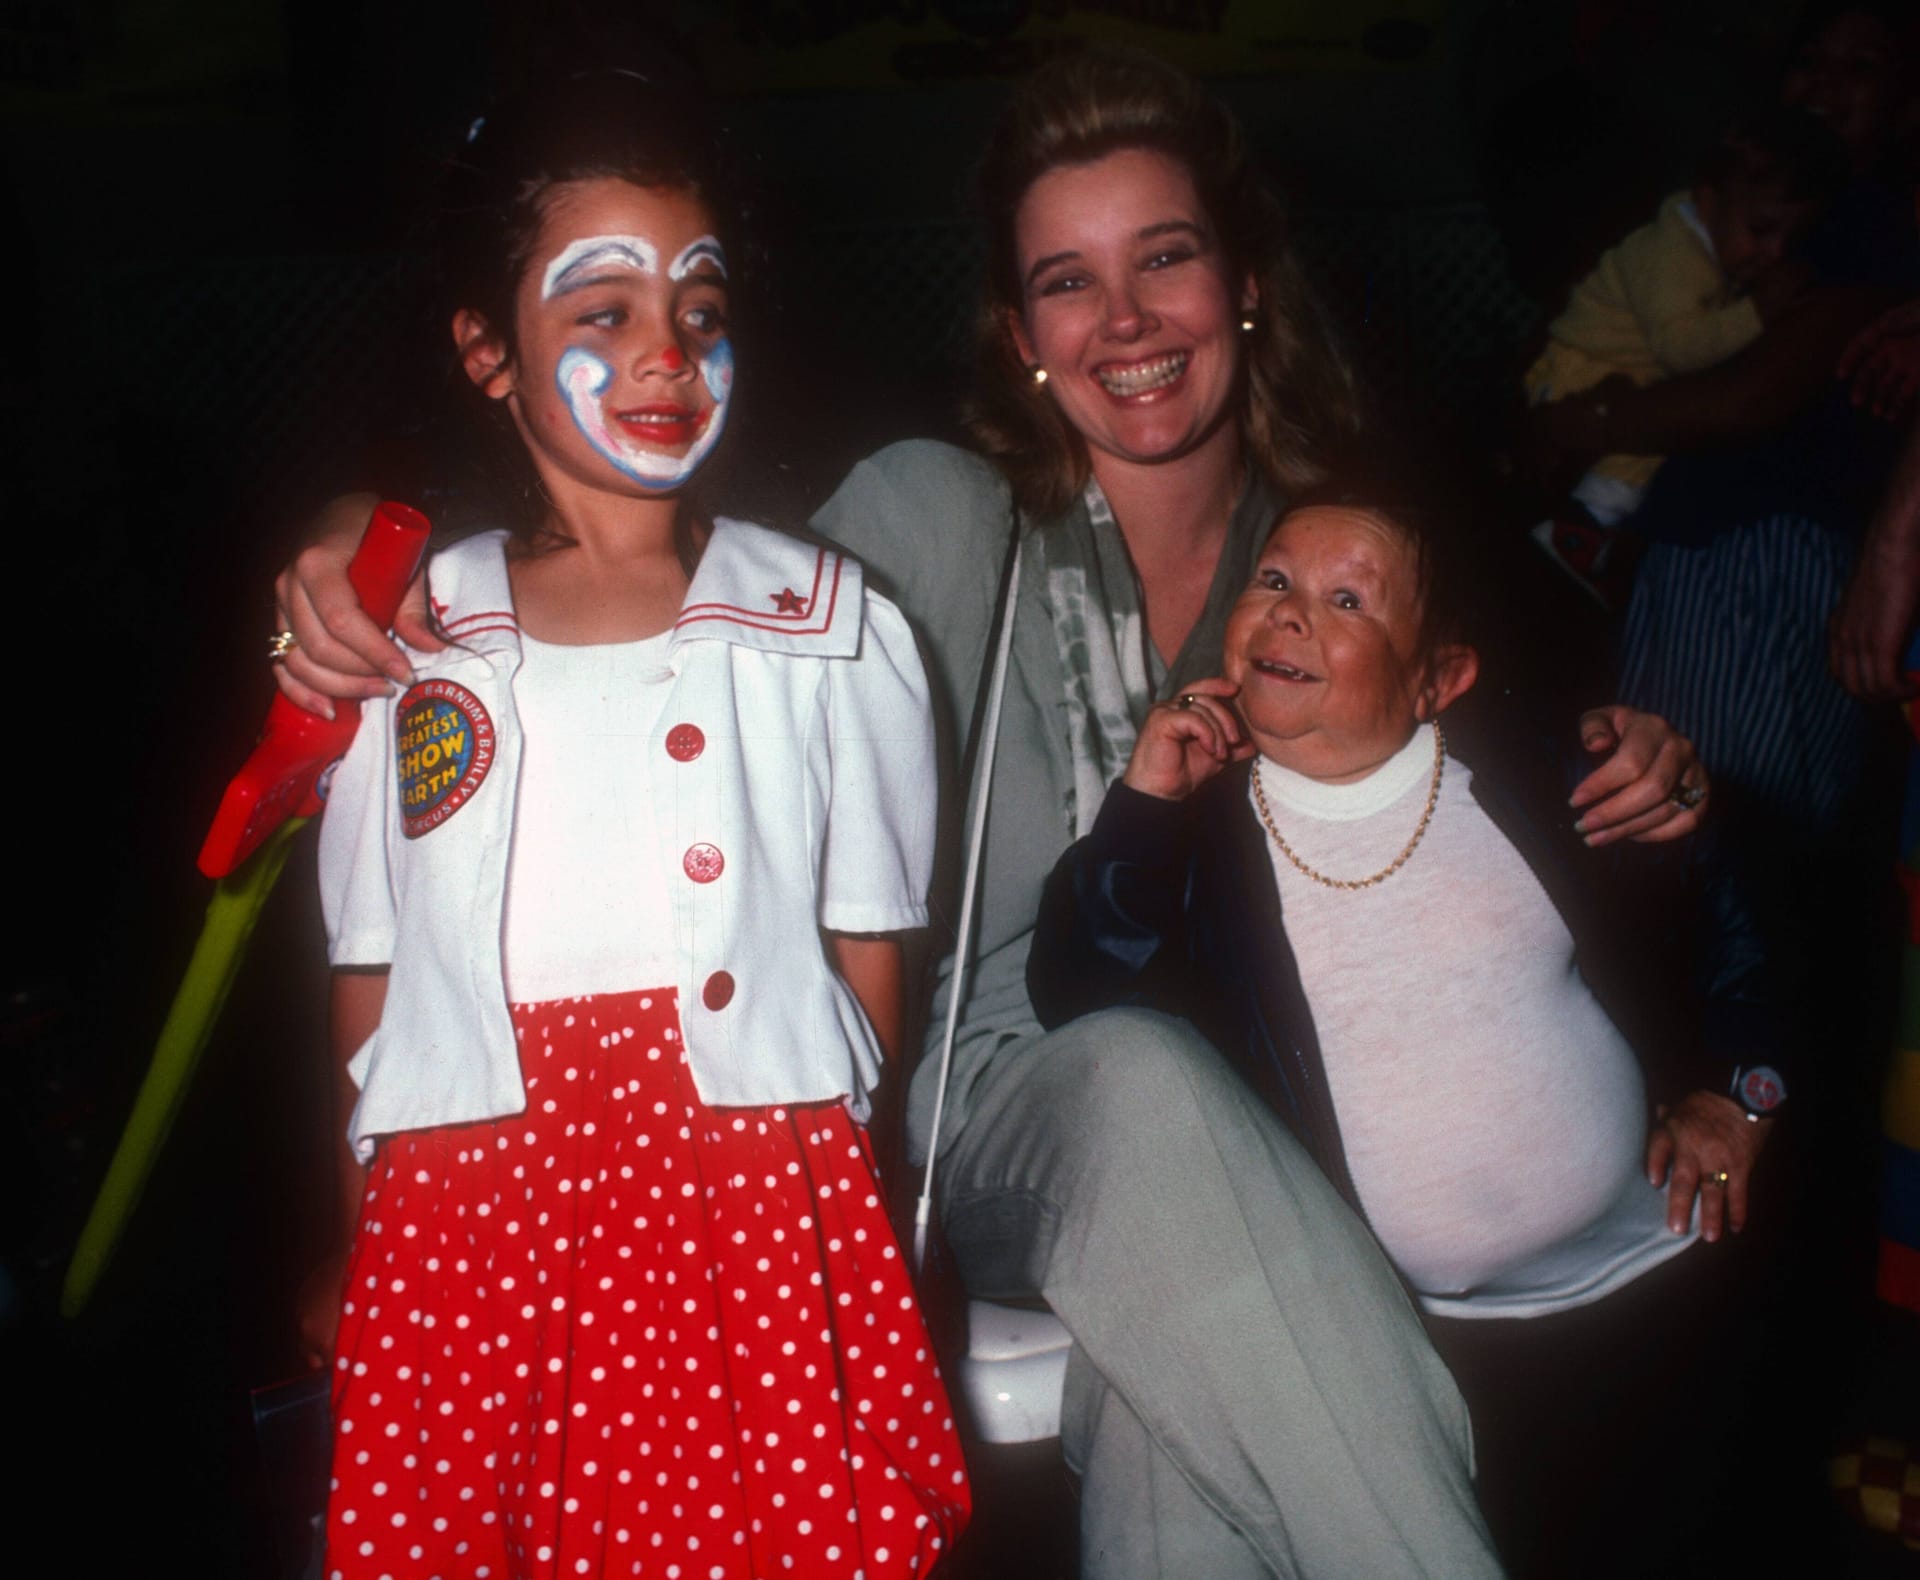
[{"xmin": 912, "ymin": 528, "xmax": 1025, "ymax": 1274}]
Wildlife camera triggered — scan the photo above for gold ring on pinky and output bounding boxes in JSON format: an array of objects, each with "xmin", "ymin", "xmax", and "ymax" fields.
[
  {"xmin": 1175, "ymin": 694, "xmax": 1199, "ymax": 709},
  {"xmin": 268, "ymin": 629, "xmax": 299, "ymax": 663},
  {"xmin": 1705, "ymin": 1170, "xmax": 1730, "ymax": 1187},
  {"xmin": 1670, "ymin": 780, "xmax": 1706, "ymax": 811}
]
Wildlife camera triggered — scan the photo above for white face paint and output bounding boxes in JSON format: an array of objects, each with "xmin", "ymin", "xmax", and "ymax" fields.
[
  {"xmin": 668, "ymin": 235, "xmax": 727, "ymax": 282},
  {"xmin": 554, "ymin": 342, "xmax": 733, "ymax": 489},
  {"xmin": 546, "ymin": 233, "xmax": 734, "ymax": 493},
  {"xmin": 540, "ymin": 234, "xmax": 660, "ymax": 300}
]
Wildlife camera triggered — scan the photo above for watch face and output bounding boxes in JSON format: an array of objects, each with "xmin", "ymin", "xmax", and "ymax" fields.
[{"xmin": 1737, "ymin": 1065, "xmax": 1786, "ymax": 1114}]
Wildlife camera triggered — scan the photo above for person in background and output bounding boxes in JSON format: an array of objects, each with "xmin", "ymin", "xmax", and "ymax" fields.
[
  {"xmin": 1533, "ymin": 2, "xmax": 1917, "ymax": 890},
  {"xmin": 1533, "ymin": 13, "xmax": 1918, "ymax": 1555},
  {"xmin": 1525, "ymin": 104, "xmax": 1849, "ymax": 604}
]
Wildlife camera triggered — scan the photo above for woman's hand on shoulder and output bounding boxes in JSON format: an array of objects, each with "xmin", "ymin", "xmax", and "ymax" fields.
[
  {"xmin": 1568, "ymin": 705, "xmax": 1709, "ymax": 845},
  {"xmin": 272, "ymin": 492, "xmax": 440, "ymax": 717},
  {"xmin": 1121, "ymin": 678, "xmax": 1252, "ymax": 801},
  {"xmin": 1646, "ymin": 1090, "xmax": 1772, "ymax": 1243}
]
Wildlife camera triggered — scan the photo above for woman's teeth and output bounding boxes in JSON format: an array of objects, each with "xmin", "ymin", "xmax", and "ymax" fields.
[{"xmin": 1095, "ymin": 352, "xmax": 1188, "ymax": 396}]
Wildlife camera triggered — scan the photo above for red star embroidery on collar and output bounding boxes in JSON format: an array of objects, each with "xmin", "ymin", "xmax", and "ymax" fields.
[
  {"xmin": 770, "ymin": 587, "xmax": 809, "ymax": 616},
  {"xmin": 431, "ymin": 596, "xmax": 451, "ymax": 620}
]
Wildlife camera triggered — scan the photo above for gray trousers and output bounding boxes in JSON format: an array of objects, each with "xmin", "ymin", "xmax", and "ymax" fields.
[{"xmin": 940, "ymin": 1009, "xmax": 1500, "ymax": 1580}]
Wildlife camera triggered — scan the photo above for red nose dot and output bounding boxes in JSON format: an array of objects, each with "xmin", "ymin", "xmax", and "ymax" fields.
[{"xmin": 661, "ymin": 345, "xmax": 686, "ymax": 372}]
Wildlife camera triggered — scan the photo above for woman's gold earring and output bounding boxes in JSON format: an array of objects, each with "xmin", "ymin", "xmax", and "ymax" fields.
[
  {"xmin": 1028, "ymin": 364, "xmax": 1049, "ymax": 386},
  {"xmin": 1239, "ymin": 315, "xmax": 1257, "ymax": 334}
]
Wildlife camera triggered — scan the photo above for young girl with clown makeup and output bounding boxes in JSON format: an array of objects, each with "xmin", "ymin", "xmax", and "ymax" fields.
[{"xmin": 298, "ymin": 73, "xmax": 968, "ymax": 1579}]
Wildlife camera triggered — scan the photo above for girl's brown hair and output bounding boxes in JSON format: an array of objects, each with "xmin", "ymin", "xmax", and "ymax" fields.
[{"xmin": 966, "ymin": 47, "xmax": 1370, "ymax": 519}]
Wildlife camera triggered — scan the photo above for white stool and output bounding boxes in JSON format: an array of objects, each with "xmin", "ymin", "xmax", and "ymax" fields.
[{"xmin": 959, "ymin": 1299, "xmax": 1074, "ymax": 1444}]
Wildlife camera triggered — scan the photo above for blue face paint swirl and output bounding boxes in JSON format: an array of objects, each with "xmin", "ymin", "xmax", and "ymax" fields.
[
  {"xmin": 555, "ymin": 337, "xmax": 732, "ymax": 492},
  {"xmin": 701, "ymin": 337, "xmax": 734, "ymax": 407}
]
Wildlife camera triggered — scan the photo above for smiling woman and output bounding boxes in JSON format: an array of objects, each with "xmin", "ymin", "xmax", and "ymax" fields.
[
  {"xmin": 1008, "ymin": 147, "xmax": 1253, "ymax": 474},
  {"xmin": 810, "ymin": 50, "xmax": 1710, "ymax": 1579},
  {"xmin": 968, "ymin": 57, "xmax": 1365, "ymax": 523}
]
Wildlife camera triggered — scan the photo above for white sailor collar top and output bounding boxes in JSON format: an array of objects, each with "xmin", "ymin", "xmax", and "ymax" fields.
[{"xmin": 319, "ymin": 518, "xmax": 937, "ymax": 1159}]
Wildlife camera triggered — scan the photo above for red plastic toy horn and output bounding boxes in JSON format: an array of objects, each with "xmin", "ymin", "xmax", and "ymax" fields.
[{"xmin": 198, "ymin": 500, "xmax": 431, "ymax": 878}]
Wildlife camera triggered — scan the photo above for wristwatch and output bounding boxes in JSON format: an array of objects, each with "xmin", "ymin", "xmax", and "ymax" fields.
[{"xmin": 1728, "ymin": 1064, "xmax": 1787, "ymax": 1120}]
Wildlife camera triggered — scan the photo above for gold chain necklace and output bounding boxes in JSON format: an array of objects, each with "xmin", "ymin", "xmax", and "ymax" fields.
[{"xmin": 1250, "ymin": 723, "xmax": 1445, "ymax": 892}]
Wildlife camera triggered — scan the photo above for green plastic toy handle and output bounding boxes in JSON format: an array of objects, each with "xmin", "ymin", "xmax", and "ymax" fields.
[{"xmin": 62, "ymin": 816, "xmax": 307, "ymax": 1316}]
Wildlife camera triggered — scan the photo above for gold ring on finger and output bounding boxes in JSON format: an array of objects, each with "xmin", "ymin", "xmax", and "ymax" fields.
[
  {"xmin": 268, "ymin": 629, "xmax": 299, "ymax": 663},
  {"xmin": 1175, "ymin": 694, "xmax": 1198, "ymax": 709},
  {"xmin": 1705, "ymin": 1169, "xmax": 1730, "ymax": 1187}
]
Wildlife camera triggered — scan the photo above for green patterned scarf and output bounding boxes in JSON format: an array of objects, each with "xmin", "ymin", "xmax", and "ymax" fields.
[
  {"xmin": 1040, "ymin": 470, "xmax": 1282, "ymax": 838},
  {"xmin": 1041, "ymin": 478, "xmax": 1165, "ymax": 838}
]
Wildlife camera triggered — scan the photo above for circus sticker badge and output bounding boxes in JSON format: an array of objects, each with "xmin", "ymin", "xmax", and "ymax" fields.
[{"xmin": 396, "ymin": 680, "xmax": 495, "ymax": 838}]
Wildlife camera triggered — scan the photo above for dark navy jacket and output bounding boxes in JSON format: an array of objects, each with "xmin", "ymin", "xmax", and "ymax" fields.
[{"xmin": 1026, "ymin": 701, "xmax": 1783, "ymax": 1217}]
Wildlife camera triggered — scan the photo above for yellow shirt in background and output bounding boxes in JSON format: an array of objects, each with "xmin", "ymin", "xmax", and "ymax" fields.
[{"xmin": 1526, "ymin": 191, "xmax": 1764, "ymax": 489}]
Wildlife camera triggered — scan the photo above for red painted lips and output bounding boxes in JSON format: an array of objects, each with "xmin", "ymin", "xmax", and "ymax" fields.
[{"xmin": 612, "ymin": 404, "xmax": 710, "ymax": 447}]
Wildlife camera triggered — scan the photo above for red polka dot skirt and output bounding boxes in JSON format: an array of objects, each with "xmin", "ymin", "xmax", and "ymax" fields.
[{"xmin": 324, "ymin": 987, "xmax": 970, "ymax": 1579}]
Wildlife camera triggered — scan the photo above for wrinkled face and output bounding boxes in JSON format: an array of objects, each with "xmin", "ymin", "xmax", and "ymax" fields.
[
  {"xmin": 491, "ymin": 177, "xmax": 732, "ymax": 496},
  {"xmin": 1224, "ymin": 506, "xmax": 1439, "ymax": 784},
  {"xmin": 1782, "ymin": 10, "xmax": 1903, "ymax": 162},
  {"xmin": 1697, "ymin": 179, "xmax": 1819, "ymax": 287},
  {"xmin": 1010, "ymin": 147, "xmax": 1252, "ymax": 471}
]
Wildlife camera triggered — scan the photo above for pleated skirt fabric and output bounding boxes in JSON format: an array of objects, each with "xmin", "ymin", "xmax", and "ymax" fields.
[{"xmin": 323, "ymin": 986, "xmax": 970, "ymax": 1580}]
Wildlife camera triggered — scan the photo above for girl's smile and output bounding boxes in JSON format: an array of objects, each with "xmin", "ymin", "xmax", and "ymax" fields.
[{"xmin": 611, "ymin": 402, "xmax": 711, "ymax": 447}]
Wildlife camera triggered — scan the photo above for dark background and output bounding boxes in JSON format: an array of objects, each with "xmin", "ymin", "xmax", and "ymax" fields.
[{"xmin": 4, "ymin": 2, "xmax": 1907, "ymax": 1573}]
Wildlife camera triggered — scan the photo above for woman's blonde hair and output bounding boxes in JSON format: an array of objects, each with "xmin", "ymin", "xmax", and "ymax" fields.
[{"xmin": 966, "ymin": 47, "xmax": 1369, "ymax": 518}]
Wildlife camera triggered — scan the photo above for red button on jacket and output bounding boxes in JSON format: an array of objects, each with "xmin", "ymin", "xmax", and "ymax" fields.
[
  {"xmin": 683, "ymin": 844, "xmax": 725, "ymax": 883},
  {"xmin": 665, "ymin": 723, "xmax": 705, "ymax": 762},
  {"xmin": 702, "ymin": 970, "xmax": 735, "ymax": 1010}
]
